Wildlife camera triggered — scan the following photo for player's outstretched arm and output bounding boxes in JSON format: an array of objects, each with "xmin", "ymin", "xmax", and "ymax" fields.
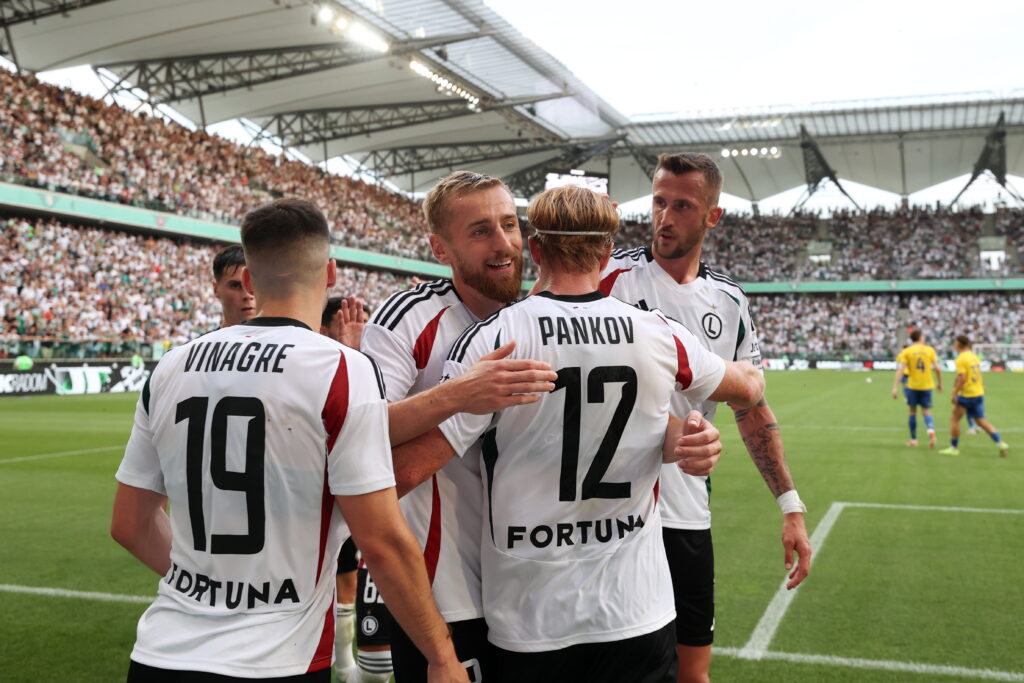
[
  {"xmin": 337, "ymin": 488, "xmax": 468, "ymax": 683},
  {"xmin": 891, "ymin": 362, "xmax": 907, "ymax": 398},
  {"xmin": 393, "ymin": 427, "xmax": 458, "ymax": 497},
  {"xmin": 387, "ymin": 341, "xmax": 556, "ymax": 446},
  {"xmin": 732, "ymin": 400, "xmax": 811, "ymax": 590},
  {"xmin": 707, "ymin": 360, "xmax": 764, "ymax": 407},
  {"xmin": 932, "ymin": 360, "xmax": 943, "ymax": 392},
  {"xmin": 664, "ymin": 412, "xmax": 723, "ymax": 477},
  {"xmin": 111, "ymin": 483, "xmax": 172, "ymax": 576}
]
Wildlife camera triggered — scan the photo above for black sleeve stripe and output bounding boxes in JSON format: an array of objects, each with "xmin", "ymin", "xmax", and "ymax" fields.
[
  {"xmin": 386, "ymin": 283, "xmax": 453, "ymax": 331},
  {"xmin": 449, "ymin": 310, "xmax": 503, "ymax": 363},
  {"xmin": 372, "ymin": 279, "xmax": 450, "ymax": 329},
  {"xmin": 364, "ymin": 354, "xmax": 388, "ymax": 399},
  {"xmin": 141, "ymin": 376, "xmax": 151, "ymax": 414},
  {"xmin": 371, "ymin": 281, "xmax": 432, "ymax": 328},
  {"xmin": 610, "ymin": 245, "xmax": 650, "ymax": 263}
]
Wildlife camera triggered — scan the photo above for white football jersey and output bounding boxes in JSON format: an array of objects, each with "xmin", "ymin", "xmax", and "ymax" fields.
[
  {"xmin": 115, "ymin": 317, "xmax": 393, "ymax": 678},
  {"xmin": 438, "ymin": 291, "xmax": 726, "ymax": 652},
  {"xmin": 362, "ymin": 279, "xmax": 485, "ymax": 623},
  {"xmin": 601, "ymin": 246, "xmax": 762, "ymax": 529}
]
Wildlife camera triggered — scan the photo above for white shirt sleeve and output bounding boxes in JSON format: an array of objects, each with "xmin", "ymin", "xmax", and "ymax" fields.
[
  {"xmin": 437, "ymin": 335, "xmax": 494, "ymax": 458},
  {"xmin": 666, "ymin": 317, "xmax": 727, "ymax": 406},
  {"xmin": 735, "ymin": 295, "xmax": 763, "ymax": 369},
  {"xmin": 361, "ymin": 322, "xmax": 417, "ymax": 401},
  {"xmin": 327, "ymin": 351, "xmax": 396, "ymax": 496},
  {"xmin": 115, "ymin": 382, "xmax": 165, "ymax": 494}
]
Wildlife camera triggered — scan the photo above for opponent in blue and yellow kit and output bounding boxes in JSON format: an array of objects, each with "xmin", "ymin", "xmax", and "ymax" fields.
[
  {"xmin": 892, "ymin": 332, "xmax": 941, "ymax": 446},
  {"xmin": 940, "ymin": 337, "xmax": 1009, "ymax": 457}
]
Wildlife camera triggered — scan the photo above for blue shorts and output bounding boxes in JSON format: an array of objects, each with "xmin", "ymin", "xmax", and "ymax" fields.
[
  {"xmin": 905, "ymin": 388, "xmax": 933, "ymax": 409},
  {"xmin": 957, "ymin": 395, "xmax": 985, "ymax": 420}
]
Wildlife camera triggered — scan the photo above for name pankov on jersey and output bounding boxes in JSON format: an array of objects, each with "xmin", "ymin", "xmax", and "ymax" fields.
[
  {"xmin": 361, "ymin": 279, "xmax": 486, "ymax": 623},
  {"xmin": 600, "ymin": 246, "xmax": 763, "ymax": 530},
  {"xmin": 115, "ymin": 318, "xmax": 393, "ymax": 678},
  {"xmin": 439, "ymin": 291, "xmax": 726, "ymax": 652}
]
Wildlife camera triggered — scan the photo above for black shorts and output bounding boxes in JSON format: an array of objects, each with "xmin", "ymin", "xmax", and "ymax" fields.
[
  {"xmin": 493, "ymin": 621, "xmax": 676, "ymax": 683},
  {"xmin": 127, "ymin": 660, "xmax": 330, "ymax": 682},
  {"xmin": 391, "ymin": 617, "xmax": 494, "ymax": 683},
  {"xmin": 356, "ymin": 567, "xmax": 393, "ymax": 647},
  {"xmin": 337, "ymin": 536, "xmax": 358, "ymax": 574},
  {"xmin": 663, "ymin": 527, "xmax": 715, "ymax": 647}
]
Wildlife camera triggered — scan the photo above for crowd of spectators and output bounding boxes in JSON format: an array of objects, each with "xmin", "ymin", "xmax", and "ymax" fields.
[
  {"xmin": 0, "ymin": 69, "xmax": 434, "ymax": 261},
  {"xmin": 0, "ymin": 216, "xmax": 414, "ymax": 358},
  {"xmin": 750, "ymin": 292, "xmax": 1024, "ymax": 360}
]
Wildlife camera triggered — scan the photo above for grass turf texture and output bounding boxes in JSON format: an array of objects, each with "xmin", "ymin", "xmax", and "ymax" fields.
[{"xmin": 0, "ymin": 371, "xmax": 1021, "ymax": 682}]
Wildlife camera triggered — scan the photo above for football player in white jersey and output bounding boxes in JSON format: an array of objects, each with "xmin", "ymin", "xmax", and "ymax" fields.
[
  {"xmin": 360, "ymin": 171, "xmax": 560, "ymax": 682},
  {"xmin": 111, "ymin": 198, "xmax": 468, "ymax": 683},
  {"xmin": 599, "ymin": 152, "xmax": 812, "ymax": 683},
  {"xmin": 401, "ymin": 186, "xmax": 762, "ymax": 682},
  {"xmin": 211, "ymin": 245, "xmax": 256, "ymax": 327}
]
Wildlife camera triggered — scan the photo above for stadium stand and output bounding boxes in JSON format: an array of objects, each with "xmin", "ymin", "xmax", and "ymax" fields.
[
  {"xmin": 2, "ymin": 69, "xmax": 1022, "ymax": 362},
  {"xmin": 0, "ymin": 215, "xmax": 414, "ymax": 359}
]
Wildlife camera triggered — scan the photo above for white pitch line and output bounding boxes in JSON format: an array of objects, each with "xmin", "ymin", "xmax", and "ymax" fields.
[
  {"xmin": 736, "ymin": 501, "xmax": 847, "ymax": 659},
  {"xmin": 0, "ymin": 445, "xmax": 121, "ymax": 464},
  {"xmin": 845, "ymin": 502, "xmax": 1024, "ymax": 515},
  {"xmin": 716, "ymin": 647, "xmax": 1024, "ymax": 681},
  {"xmin": 0, "ymin": 584, "xmax": 151, "ymax": 604}
]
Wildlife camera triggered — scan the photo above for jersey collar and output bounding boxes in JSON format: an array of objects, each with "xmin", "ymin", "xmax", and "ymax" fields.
[
  {"xmin": 535, "ymin": 290, "xmax": 605, "ymax": 303},
  {"xmin": 241, "ymin": 317, "xmax": 312, "ymax": 331}
]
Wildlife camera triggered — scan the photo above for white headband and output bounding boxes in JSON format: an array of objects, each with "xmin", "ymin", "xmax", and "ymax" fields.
[{"xmin": 533, "ymin": 229, "xmax": 609, "ymax": 236}]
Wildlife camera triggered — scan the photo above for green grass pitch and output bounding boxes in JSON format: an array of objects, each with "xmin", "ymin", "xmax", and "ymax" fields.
[{"xmin": 1, "ymin": 371, "xmax": 1021, "ymax": 682}]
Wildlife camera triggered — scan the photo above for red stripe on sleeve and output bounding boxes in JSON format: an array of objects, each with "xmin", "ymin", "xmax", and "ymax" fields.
[
  {"xmin": 323, "ymin": 351, "xmax": 350, "ymax": 453},
  {"xmin": 599, "ymin": 268, "xmax": 628, "ymax": 296},
  {"xmin": 413, "ymin": 306, "xmax": 450, "ymax": 370},
  {"xmin": 423, "ymin": 475, "xmax": 442, "ymax": 585},
  {"xmin": 673, "ymin": 335, "xmax": 693, "ymax": 389}
]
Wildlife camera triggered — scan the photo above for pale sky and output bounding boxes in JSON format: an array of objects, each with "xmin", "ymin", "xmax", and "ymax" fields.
[{"xmin": 484, "ymin": 0, "xmax": 1024, "ymax": 118}]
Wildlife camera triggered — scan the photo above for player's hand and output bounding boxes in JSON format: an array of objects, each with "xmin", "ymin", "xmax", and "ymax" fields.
[
  {"xmin": 951, "ymin": 395, "xmax": 958, "ymax": 405},
  {"xmin": 427, "ymin": 658, "xmax": 471, "ymax": 683},
  {"xmin": 782, "ymin": 512, "xmax": 811, "ymax": 590},
  {"xmin": 326, "ymin": 296, "xmax": 366, "ymax": 349},
  {"xmin": 891, "ymin": 388, "xmax": 898, "ymax": 399},
  {"xmin": 449, "ymin": 341, "xmax": 556, "ymax": 414},
  {"xmin": 936, "ymin": 386, "xmax": 942, "ymax": 393},
  {"xmin": 674, "ymin": 411, "xmax": 722, "ymax": 476}
]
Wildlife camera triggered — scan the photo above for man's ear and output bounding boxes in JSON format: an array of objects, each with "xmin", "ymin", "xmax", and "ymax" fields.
[
  {"xmin": 242, "ymin": 267, "xmax": 255, "ymax": 296},
  {"xmin": 707, "ymin": 205, "xmax": 724, "ymax": 229},
  {"xmin": 429, "ymin": 233, "xmax": 451, "ymax": 265},
  {"xmin": 527, "ymin": 236, "xmax": 542, "ymax": 267}
]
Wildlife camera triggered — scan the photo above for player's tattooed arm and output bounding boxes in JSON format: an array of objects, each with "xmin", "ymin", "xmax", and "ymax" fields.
[
  {"xmin": 732, "ymin": 399, "xmax": 792, "ymax": 497},
  {"xmin": 733, "ymin": 399, "xmax": 812, "ymax": 589}
]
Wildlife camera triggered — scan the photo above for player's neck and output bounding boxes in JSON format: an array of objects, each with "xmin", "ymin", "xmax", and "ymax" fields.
[
  {"xmin": 651, "ymin": 245, "xmax": 702, "ymax": 284},
  {"xmin": 539, "ymin": 269, "xmax": 601, "ymax": 296},
  {"xmin": 451, "ymin": 277, "xmax": 508, "ymax": 320},
  {"xmin": 252, "ymin": 297, "xmax": 322, "ymax": 332}
]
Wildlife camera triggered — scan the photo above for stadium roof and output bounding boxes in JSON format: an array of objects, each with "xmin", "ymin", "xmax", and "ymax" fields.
[{"xmin": 2, "ymin": 0, "xmax": 1023, "ymax": 204}]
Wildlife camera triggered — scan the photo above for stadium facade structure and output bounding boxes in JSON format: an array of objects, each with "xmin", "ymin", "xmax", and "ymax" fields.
[{"xmin": 1, "ymin": 0, "xmax": 1023, "ymax": 206}]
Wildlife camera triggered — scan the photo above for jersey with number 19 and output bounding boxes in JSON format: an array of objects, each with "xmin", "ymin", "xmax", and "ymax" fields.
[
  {"xmin": 115, "ymin": 317, "xmax": 393, "ymax": 678},
  {"xmin": 439, "ymin": 291, "xmax": 726, "ymax": 652}
]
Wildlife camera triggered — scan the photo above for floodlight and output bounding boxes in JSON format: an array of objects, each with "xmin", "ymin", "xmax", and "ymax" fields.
[
  {"xmin": 334, "ymin": 16, "xmax": 348, "ymax": 31},
  {"xmin": 721, "ymin": 149, "xmax": 730, "ymax": 157},
  {"xmin": 317, "ymin": 5, "xmax": 334, "ymax": 23},
  {"xmin": 770, "ymin": 146, "xmax": 778, "ymax": 154},
  {"xmin": 760, "ymin": 147, "xmax": 768, "ymax": 155},
  {"xmin": 349, "ymin": 22, "xmax": 389, "ymax": 53},
  {"xmin": 731, "ymin": 149, "xmax": 738, "ymax": 157},
  {"xmin": 750, "ymin": 148, "xmax": 759, "ymax": 156},
  {"xmin": 741, "ymin": 149, "xmax": 748, "ymax": 156}
]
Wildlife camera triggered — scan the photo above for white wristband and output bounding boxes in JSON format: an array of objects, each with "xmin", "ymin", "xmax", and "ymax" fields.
[{"xmin": 777, "ymin": 490, "xmax": 806, "ymax": 515}]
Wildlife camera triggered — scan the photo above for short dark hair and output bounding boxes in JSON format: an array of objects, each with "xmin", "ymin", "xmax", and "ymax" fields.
[
  {"xmin": 655, "ymin": 152, "xmax": 724, "ymax": 206},
  {"xmin": 956, "ymin": 335, "xmax": 971, "ymax": 348},
  {"xmin": 322, "ymin": 295, "xmax": 343, "ymax": 328},
  {"xmin": 212, "ymin": 245, "xmax": 245, "ymax": 282},
  {"xmin": 240, "ymin": 198, "xmax": 329, "ymax": 257},
  {"xmin": 909, "ymin": 329, "xmax": 923, "ymax": 342}
]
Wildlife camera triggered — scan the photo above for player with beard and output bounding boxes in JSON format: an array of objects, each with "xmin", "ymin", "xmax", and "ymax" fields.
[
  {"xmin": 212, "ymin": 246, "xmax": 255, "ymax": 327},
  {"xmin": 598, "ymin": 153, "xmax": 812, "ymax": 683},
  {"xmin": 364, "ymin": 173, "xmax": 725, "ymax": 683},
  {"xmin": 358, "ymin": 171, "xmax": 551, "ymax": 682}
]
